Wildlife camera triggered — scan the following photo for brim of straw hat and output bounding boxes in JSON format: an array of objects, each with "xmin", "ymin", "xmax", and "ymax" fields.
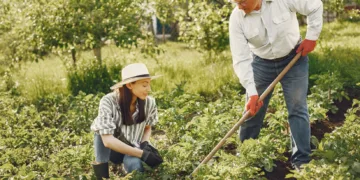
[{"xmin": 110, "ymin": 75, "xmax": 162, "ymax": 90}]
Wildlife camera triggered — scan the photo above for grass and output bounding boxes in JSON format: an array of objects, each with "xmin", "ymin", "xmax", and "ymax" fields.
[
  {"xmin": 13, "ymin": 55, "xmax": 69, "ymax": 101},
  {"xmin": 9, "ymin": 21, "xmax": 360, "ymax": 102},
  {"xmin": 11, "ymin": 41, "xmax": 240, "ymax": 101},
  {"xmin": 303, "ymin": 21, "xmax": 360, "ymax": 88},
  {"xmin": 95, "ymin": 42, "xmax": 240, "ymax": 96}
]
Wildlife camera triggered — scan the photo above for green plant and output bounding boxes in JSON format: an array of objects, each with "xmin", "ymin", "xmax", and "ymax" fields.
[
  {"xmin": 67, "ymin": 60, "xmax": 114, "ymax": 95},
  {"xmin": 0, "ymin": 0, "xmax": 158, "ymax": 67},
  {"xmin": 265, "ymin": 85, "xmax": 289, "ymax": 134},
  {"xmin": 309, "ymin": 71, "xmax": 349, "ymax": 114},
  {"xmin": 177, "ymin": 1, "xmax": 232, "ymax": 62},
  {"xmin": 287, "ymin": 99, "xmax": 360, "ymax": 179}
]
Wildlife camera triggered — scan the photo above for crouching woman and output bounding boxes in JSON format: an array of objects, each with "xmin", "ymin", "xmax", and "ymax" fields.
[{"xmin": 90, "ymin": 63, "xmax": 163, "ymax": 179}]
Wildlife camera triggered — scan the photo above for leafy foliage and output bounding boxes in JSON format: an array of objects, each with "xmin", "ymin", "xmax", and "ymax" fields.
[
  {"xmin": 0, "ymin": 0, "xmax": 157, "ymax": 65},
  {"xmin": 0, "ymin": 2, "xmax": 359, "ymax": 178},
  {"xmin": 177, "ymin": 1, "xmax": 232, "ymax": 61},
  {"xmin": 288, "ymin": 99, "xmax": 360, "ymax": 179},
  {"xmin": 0, "ymin": 92, "xmax": 102, "ymax": 178},
  {"xmin": 67, "ymin": 59, "xmax": 121, "ymax": 95},
  {"xmin": 309, "ymin": 71, "xmax": 349, "ymax": 114}
]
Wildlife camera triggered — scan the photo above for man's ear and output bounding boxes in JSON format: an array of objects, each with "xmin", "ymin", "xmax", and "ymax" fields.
[{"xmin": 125, "ymin": 83, "xmax": 132, "ymax": 89}]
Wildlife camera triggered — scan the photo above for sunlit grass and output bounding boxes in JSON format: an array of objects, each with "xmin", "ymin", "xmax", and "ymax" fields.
[
  {"xmin": 13, "ymin": 55, "xmax": 69, "ymax": 101},
  {"xmin": 301, "ymin": 21, "xmax": 360, "ymax": 87},
  {"xmin": 72, "ymin": 41, "xmax": 239, "ymax": 95},
  {"xmin": 11, "ymin": 21, "xmax": 360, "ymax": 101}
]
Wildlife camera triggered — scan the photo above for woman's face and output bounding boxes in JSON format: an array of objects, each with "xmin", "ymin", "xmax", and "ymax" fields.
[{"xmin": 127, "ymin": 78, "xmax": 152, "ymax": 100}]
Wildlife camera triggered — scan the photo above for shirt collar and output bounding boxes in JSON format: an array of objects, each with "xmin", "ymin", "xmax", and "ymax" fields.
[{"xmin": 241, "ymin": 0, "xmax": 270, "ymax": 17}]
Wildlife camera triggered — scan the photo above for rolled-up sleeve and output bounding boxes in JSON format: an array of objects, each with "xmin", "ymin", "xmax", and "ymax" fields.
[
  {"xmin": 91, "ymin": 96, "xmax": 117, "ymax": 135},
  {"xmin": 229, "ymin": 8, "xmax": 257, "ymax": 96},
  {"xmin": 146, "ymin": 97, "xmax": 158, "ymax": 126},
  {"xmin": 286, "ymin": 0, "xmax": 323, "ymax": 40}
]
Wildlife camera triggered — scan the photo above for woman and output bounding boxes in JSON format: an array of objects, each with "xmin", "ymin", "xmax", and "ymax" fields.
[{"xmin": 90, "ymin": 63, "xmax": 163, "ymax": 179}]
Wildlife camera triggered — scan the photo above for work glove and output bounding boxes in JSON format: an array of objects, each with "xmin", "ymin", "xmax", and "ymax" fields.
[
  {"xmin": 140, "ymin": 149, "xmax": 163, "ymax": 168},
  {"xmin": 296, "ymin": 39, "xmax": 316, "ymax": 56},
  {"xmin": 140, "ymin": 141, "xmax": 161, "ymax": 157},
  {"xmin": 140, "ymin": 141, "xmax": 149, "ymax": 149},
  {"xmin": 246, "ymin": 95, "xmax": 263, "ymax": 116}
]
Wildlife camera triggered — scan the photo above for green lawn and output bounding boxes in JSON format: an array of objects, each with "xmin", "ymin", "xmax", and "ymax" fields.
[{"xmin": 10, "ymin": 21, "xmax": 360, "ymax": 101}]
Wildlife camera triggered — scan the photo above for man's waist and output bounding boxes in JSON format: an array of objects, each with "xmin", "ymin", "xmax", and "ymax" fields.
[{"xmin": 261, "ymin": 39, "xmax": 302, "ymax": 62}]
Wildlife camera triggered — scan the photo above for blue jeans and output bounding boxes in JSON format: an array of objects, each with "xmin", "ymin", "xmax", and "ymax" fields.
[
  {"xmin": 94, "ymin": 133, "xmax": 144, "ymax": 173},
  {"xmin": 239, "ymin": 51, "xmax": 311, "ymax": 166}
]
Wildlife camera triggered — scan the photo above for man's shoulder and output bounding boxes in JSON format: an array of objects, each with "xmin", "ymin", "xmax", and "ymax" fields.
[{"xmin": 230, "ymin": 7, "xmax": 245, "ymax": 22}]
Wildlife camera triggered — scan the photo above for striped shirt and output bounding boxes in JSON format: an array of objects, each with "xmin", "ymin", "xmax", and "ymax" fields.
[{"xmin": 90, "ymin": 91, "xmax": 158, "ymax": 146}]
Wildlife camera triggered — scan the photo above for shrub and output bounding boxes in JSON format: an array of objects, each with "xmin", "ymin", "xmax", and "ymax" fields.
[{"xmin": 67, "ymin": 59, "xmax": 121, "ymax": 95}]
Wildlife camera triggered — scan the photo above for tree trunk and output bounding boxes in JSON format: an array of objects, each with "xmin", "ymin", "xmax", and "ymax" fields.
[
  {"xmin": 162, "ymin": 25, "xmax": 166, "ymax": 42},
  {"xmin": 150, "ymin": 19, "xmax": 159, "ymax": 45},
  {"xmin": 71, "ymin": 49, "xmax": 77, "ymax": 68},
  {"xmin": 170, "ymin": 21, "xmax": 179, "ymax": 41},
  {"xmin": 93, "ymin": 47, "xmax": 102, "ymax": 65}
]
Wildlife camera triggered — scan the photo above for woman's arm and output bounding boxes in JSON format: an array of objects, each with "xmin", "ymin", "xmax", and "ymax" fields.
[
  {"xmin": 141, "ymin": 125, "xmax": 151, "ymax": 143},
  {"xmin": 101, "ymin": 134, "xmax": 143, "ymax": 158}
]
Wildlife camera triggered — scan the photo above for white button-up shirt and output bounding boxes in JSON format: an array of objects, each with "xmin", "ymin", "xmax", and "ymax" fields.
[{"xmin": 229, "ymin": 0, "xmax": 323, "ymax": 96}]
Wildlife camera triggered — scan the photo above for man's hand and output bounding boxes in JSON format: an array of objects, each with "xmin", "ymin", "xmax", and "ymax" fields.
[
  {"xmin": 296, "ymin": 39, "xmax": 317, "ymax": 56},
  {"xmin": 246, "ymin": 95, "xmax": 263, "ymax": 116}
]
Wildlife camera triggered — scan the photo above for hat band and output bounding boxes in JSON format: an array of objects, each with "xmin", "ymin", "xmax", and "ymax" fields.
[{"xmin": 123, "ymin": 74, "xmax": 150, "ymax": 81}]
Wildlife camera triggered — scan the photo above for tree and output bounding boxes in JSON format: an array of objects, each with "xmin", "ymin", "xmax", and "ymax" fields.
[
  {"xmin": 176, "ymin": 1, "xmax": 232, "ymax": 62},
  {"xmin": 323, "ymin": 0, "xmax": 345, "ymax": 21},
  {"xmin": 0, "ymin": 0, "xmax": 156, "ymax": 67},
  {"xmin": 36, "ymin": 0, "xmax": 149, "ymax": 65},
  {"xmin": 154, "ymin": 0, "xmax": 176, "ymax": 42}
]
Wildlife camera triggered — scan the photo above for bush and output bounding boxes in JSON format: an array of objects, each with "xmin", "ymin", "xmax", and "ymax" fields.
[
  {"xmin": 309, "ymin": 46, "xmax": 360, "ymax": 89},
  {"xmin": 67, "ymin": 60, "xmax": 121, "ymax": 95}
]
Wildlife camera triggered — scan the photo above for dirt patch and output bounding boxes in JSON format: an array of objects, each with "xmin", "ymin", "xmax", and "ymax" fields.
[
  {"xmin": 311, "ymin": 120, "xmax": 343, "ymax": 140},
  {"xmin": 264, "ymin": 152, "xmax": 295, "ymax": 180},
  {"xmin": 311, "ymin": 95, "xmax": 353, "ymax": 140},
  {"xmin": 223, "ymin": 142, "xmax": 237, "ymax": 155},
  {"xmin": 327, "ymin": 96, "xmax": 353, "ymax": 122},
  {"xmin": 265, "ymin": 94, "xmax": 356, "ymax": 180}
]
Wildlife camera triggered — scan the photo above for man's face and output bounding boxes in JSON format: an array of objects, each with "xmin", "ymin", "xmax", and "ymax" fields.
[{"xmin": 235, "ymin": 0, "xmax": 261, "ymax": 14}]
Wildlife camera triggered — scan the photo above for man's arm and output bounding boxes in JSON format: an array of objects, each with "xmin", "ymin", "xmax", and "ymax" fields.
[
  {"xmin": 286, "ymin": 0, "xmax": 323, "ymax": 40},
  {"xmin": 286, "ymin": 0, "xmax": 323, "ymax": 55},
  {"xmin": 229, "ymin": 8, "xmax": 257, "ymax": 96}
]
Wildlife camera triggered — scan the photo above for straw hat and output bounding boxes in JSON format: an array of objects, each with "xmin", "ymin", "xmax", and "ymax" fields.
[{"xmin": 110, "ymin": 63, "xmax": 162, "ymax": 90}]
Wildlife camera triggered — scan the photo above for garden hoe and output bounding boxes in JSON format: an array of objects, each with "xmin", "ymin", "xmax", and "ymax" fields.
[{"xmin": 190, "ymin": 52, "xmax": 303, "ymax": 178}]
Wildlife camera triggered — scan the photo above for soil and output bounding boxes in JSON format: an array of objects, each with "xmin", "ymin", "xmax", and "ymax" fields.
[
  {"xmin": 162, "ymin": 89, "xmax": 358, "ymax": 179},
  {"xmin": 264, "ymin": 152, "xmax": 295, "ymax": 180},
  {"xmin": 263, "ymin": 94, "xmax": 356, "ymax": 180},
  {"xmin": 224, "ymin": 142, "xmax": 237, "ymax": 155}
]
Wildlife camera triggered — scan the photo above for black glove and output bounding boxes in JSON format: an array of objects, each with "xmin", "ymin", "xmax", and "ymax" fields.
[
  {"xmin": 140, "ymin": 141, "xmax": 161, "ymax": 156},
  {"xmin": 140, "ymin": 141, "xmax": 149, "ymax": 149},
  {"xmin": 140, "ymin": 141, "xmax": 159, "ymax": 152},
  {"xmin": 140, "ymin": 149, "xmax": 163, "ymax": 168}
]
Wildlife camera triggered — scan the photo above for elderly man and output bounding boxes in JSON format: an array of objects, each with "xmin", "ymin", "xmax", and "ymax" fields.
[{"xmin": 229, "ymin": 0, "xmax": 323, "ymax": 170}]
